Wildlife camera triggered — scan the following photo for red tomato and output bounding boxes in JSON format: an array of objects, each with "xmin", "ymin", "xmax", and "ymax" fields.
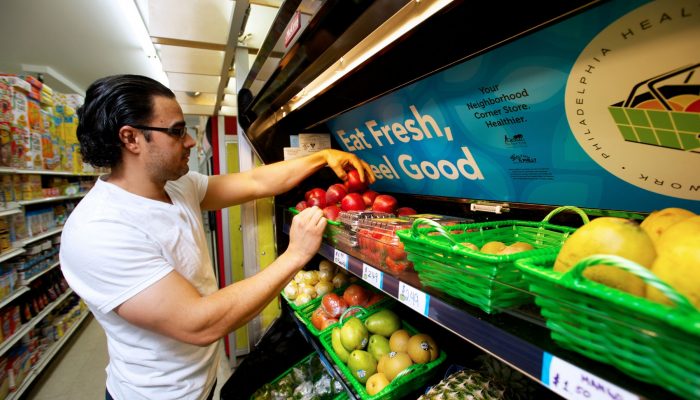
[
  {"xmin": 387, "ymin": 242, "xmax": 407, "ymax": 260},
  {"xmin": 343, "ymin": 283, "xmax": 369, "ymax": 307},
  {"xmin": 311, "ymin": 306, "xmax": 333, "ymax": 330},
  {"xmin": 321, "ymin": 293, "xmax": 348, "ymax": 318}
]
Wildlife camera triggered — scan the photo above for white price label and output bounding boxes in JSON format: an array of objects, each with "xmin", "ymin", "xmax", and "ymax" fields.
[
  {"xmin": 333, "ymin": 249, "xmax": 348, "ymax": 269},
  {"xmin": 542, "ymin": 353, "xmax": 639, "ymax": 400},
  {"xmin": 362, "ymin": 263, "xmax": 383, "ymax": 289},
  {"xmin": 398, "ymin": 282, "xmax": 429, "ymax": 316}
]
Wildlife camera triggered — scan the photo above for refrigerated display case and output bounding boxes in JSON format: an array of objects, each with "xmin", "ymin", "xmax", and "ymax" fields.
[{"xmin": 226, "ymin": 0, "xmax": 699, "ymax": 399}]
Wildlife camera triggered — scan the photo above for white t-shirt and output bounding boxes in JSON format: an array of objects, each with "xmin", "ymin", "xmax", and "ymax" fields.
[{"xmin": 60, "ymin": 171, "xmax": 219, "ymax": 400}]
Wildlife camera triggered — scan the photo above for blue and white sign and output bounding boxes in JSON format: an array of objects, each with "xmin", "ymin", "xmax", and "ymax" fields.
[{"xmin": 327, "ymin": 0, "xmax": 700, "ymax": 213}]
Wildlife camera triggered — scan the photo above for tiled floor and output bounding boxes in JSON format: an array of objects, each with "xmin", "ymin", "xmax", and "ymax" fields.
[
  {"xmin": 25, "ymin": 315, "xmax": 232, "ymax": 400},
  {"xmin": 26, "ymin": 316, "xmax": 109, "ymax": 400}
]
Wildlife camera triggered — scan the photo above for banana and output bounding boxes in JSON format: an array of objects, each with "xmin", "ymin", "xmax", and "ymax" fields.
[{"xmin": 331, "ymin": 327, "xmax": 350, "ymax": 363}]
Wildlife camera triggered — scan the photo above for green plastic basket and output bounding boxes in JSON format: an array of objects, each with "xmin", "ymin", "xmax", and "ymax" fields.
[
  {"xmin": 318, "ymin": 307, "xmax": 446, "ymax": 400},
  {"xmin": 515, "ymin": 253, "xmax": 700, "ymax": 400},
  {"xmin": 250, "ymin": 352, "xmax": 349, "ymax": 400},
  {"xmin": 396, "ymin": 206, "xmax": 587, "ymax": 313}
]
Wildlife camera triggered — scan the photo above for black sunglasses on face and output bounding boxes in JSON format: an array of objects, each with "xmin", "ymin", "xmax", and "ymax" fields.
[{"xmin": 131, "ymin": 125, "xmax": 188, "ymax": 139}]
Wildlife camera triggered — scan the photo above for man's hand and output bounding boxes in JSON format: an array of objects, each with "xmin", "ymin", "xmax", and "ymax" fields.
[
  {"xmin": 287, "ymin": 206, "xmax": 327, "ymax": 265},
  {"xmin": 323, "ymin": 149, "xmax": 376, "ymax": 185}
]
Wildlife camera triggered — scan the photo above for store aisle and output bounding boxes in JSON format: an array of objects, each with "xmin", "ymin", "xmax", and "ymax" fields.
[
  {"xmin": 27, "ymin": 315, "xmax": 108, "ymax": 400},
  {"xmin": 26, "ymin": 315, "xmax": 232, "ymax": 399}
]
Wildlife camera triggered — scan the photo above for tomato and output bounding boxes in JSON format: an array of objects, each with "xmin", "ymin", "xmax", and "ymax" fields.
[
  {"xmin": 311, "ymin": 306, "xmax": 333, "ymax": 330},
  {"xmin": 322, "ymin": 293, "xmax": 348, "ymax": 318},
  {"xmin": 387, "ymin": 242, "xmax": 407, "ymax": 260},
  {"xmin": 343, "ymin": 283, "xmax": 369, "ymax": 307}
]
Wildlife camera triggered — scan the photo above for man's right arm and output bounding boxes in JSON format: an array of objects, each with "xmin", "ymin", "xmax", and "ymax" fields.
[{"xmin": 114, "ymin": 207, "xmax": 327, "ymax": 346}]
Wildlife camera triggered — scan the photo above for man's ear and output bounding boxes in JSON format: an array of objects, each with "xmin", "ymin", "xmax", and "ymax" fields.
[{"xmin": 119, "ymin": 126, "xmax": 140, "ymax": 152}]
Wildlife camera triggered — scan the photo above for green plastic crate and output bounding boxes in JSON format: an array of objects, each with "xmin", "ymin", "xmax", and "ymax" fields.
[
  {"xmin": 318, "ymin": 307, "xmax": 446, "ymax": 400},
  {"xmin": 250, "ymin": 352, "xmax": 349, "ymax": 400},
  {"xmin": 396, "ymin": 206, "xmax": 586, "ymax": 313},
  {"xmin": 515, "ymin": 253, "xmax": 700, "ymax": 400}
]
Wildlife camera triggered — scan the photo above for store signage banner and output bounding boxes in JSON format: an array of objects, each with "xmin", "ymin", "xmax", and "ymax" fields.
[{"xmin": 326, "ymin": 0, "xmax": 700, "ymax": 213}]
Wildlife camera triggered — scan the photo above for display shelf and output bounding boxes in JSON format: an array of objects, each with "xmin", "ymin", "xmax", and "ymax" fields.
[
  {"xmin": 18, "ymin": 193, "xmax": 86, "ymax": 206},
  {"xmin": 5, "ymin": 310, "xmax": 90, "ymax": 400},
  {"xmin": 0, "ymin": 288, "xmax": 74, "ymax": 357},
  {"xmin": 0, "ymin": 248, "xmax": 25, "ymax": 263},
  {"xmin": 286, "ymin": 302, "xmax": 357, "ymax": 399},
  {"xmin": 0, "ymin": 167, "xmax": 100, "ymax": 177},
  {"xmin": 0, "ymin": 287, "xmax": 29, "ymax": 310},
  {"xmin": 17, "ymin": 227, "xmax": 63, "ymax": 247},
  {"xmin": 23, "ymin": 262, "xmax": 60, "ymax": 286},
  {"xmin": 0, "ymin": 205, "xmax": 22, "ymax": 218},
  {"xmin": 283, "ymin": 223, "xmax": 675, "ymax": 400}
]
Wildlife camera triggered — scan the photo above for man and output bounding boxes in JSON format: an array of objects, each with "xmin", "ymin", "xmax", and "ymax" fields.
[{"xmin": 59, "ymin": 74, "xmax": 374, "ymax": 400}]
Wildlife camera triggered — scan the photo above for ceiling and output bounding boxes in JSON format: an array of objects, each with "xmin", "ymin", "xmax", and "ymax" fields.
[{"xmin": 0, "ymin": 0, "xmax": 319, "ymax": 125}]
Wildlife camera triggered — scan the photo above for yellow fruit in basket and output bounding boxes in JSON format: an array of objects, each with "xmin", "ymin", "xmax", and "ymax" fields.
[
  {"xmin": 294, "ymin": 293, "xmax": 312, "ymax": 306},
  {"xmin": 640, "ymin": 207, "xmax": 695, "ymax": 247},
  {"xmin": 481, "ymin": 241, "xmax": 507, "ymax": 254},
  {"xmin": 366, "ymin": 372, "xmax": 390, "ymax": 395},
  {"xmin": 318, "ymin": 268, "xmax": 334, "ymax": 282},
  {"xmin": 389, "ymin": 329, "xmax": 411, "ymax": 353},
  {"xmin": 498, "ymin": 241, "xmax": 534, "ymax": 255},
  {"xmin": 406, "ymin": 333, "xmax": 439, "ymax": 364},
  {"xmin": 283, "ymin": 281, "xmax": 298, "ymax": 300},
  {"xmin": 383, "ymin": 351, "xmax": 413, "ymax": 381},
  {"xmin": 460, "ymin": 242, "xmax": 479, "ymax": 251},
  {"xmin": 554, "ymin": 217, "xmax": 656, "ymax": 296},
  {"xmin": 315, "ymin": 280, "xmax": 334, "ymax": 297},
  {"xmin": 647, "ymin": 216, "xmax": 700, "ymax": 308},
  {"xmin": 647, "ymin": 248, "xmax": 700, "ymax": 309},
  {"xmin": 319, "ymin": 259, "xmax": 336, "ymax": 274},
  {"xmin": 303, "ymin": 270, "xmax": 320, "ymax": 285},
  {"xmin": 655, "ymin": 216, "xmax": 700, "ymax": 257},
  {"xmin": 332, "ymin": 271, "xmax": 350, "ymax": 288},
  {"xmin": 293, "ymin": 270, "xmax": 305, "ymax": 283}
]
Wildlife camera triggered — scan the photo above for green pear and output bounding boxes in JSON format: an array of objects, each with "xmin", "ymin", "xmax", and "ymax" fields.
[
  {"xmin": 367, "ymin": 334, "xmax": 391, "ymax": 362},
  {"xmin": 341, "ymin": 317, "xmax": 368, "ymax": 352},
  {"xmin": 364, "ymin": 309, "xmax": 401, "ymax": 337},
  {"xmin": 347, "ymin": 350, "xmax": 377, "ymax": 384}
]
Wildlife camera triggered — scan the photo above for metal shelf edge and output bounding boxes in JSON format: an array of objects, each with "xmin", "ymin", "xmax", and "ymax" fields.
[{"xmin": 6, "ymin": 311, "xmax": 91, "ymax": 400}]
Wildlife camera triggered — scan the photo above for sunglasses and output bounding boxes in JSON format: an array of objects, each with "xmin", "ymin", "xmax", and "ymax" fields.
[{"xmin": 131, "ymin": 125, "xmax": 188, "ymax": 139}]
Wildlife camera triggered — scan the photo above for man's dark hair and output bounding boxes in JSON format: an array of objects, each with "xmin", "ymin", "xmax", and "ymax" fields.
[{"xmin": 76, "ymin": 74, "xmax": 175, "ymax": 168}]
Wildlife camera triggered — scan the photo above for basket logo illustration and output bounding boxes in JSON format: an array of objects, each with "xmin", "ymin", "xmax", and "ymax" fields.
[
  {"xmin": 608, "ymin": 64, "xmax": 700, "ymax": 152},
  {"xmin": 564, "ymin": 0, "xmax": 700, "ymax": 200}
]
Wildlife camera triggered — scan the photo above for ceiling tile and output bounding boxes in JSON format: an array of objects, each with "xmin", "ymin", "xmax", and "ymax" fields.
[
  {"xmin": 219, "ymin": 106, "xmax": 237, "ymax": 116},
  {"xmin": 175, "ymin": 91, "xmax": 218, "ymax": 106},
  {"xmin": 181, "ymin": 104, "xmax": 216, "ymax": 116},
  {"xmin": 159, "ymin": 45, "xmax": 224, "ymax": 75},
  {"xmin": 147, "ymin": 0, "xmax": 233, "ymax": 45},
  {"xmin": 241, "ymin": 4, "xmax": 279, "ymax": 50},
  {"xmin": 167, "ymin": 73, "xmax": 220, "ymax": 92}
]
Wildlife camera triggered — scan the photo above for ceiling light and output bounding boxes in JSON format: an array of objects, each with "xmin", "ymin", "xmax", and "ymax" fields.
[
  {"xmin": 117, "ymin": 0, "xmax": 169, "ymax": 87},
  {"xmin": 286, "ymin": 0, "xmax": 452, "ymax": 113},
  {"xmin": 187, "ymin": 91, "xmax": 202, "ymax": 97}
]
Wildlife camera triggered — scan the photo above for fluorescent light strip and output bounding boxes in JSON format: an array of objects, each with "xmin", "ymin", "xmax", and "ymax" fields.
[
  {"xmin": 286, "ymin": 0, "xmax": 452, "ymax": 113},
  {"xmin": 117, "ymin": 0, "xmax": 169, "ymax": 86}
]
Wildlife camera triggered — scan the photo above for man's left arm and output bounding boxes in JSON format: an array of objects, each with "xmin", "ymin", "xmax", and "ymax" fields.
[{"xmin": 200, "ymin": 149, "xmax": 375, "ymax": 211}]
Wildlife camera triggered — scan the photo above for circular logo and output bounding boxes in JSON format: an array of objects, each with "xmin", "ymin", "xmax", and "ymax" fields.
[{"xmin": 565, "ymin": 0, "xmax": 700, "ymax": 200}]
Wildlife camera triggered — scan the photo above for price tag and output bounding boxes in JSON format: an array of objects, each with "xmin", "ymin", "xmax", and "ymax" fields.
[
  {"xmin": 542, "ymin": 353, "xmax": 639, "ymax": 400},
  {"xmin": 362, "ymin": 263, "xmax": 383, "ymax": 290},
  {"xmin": 333, "ymin": 249, "xmax": 348, "ymax": 269},
  {"xmin": 398, "ymin": 281, "xmax": 430, "ymax": 316}
]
